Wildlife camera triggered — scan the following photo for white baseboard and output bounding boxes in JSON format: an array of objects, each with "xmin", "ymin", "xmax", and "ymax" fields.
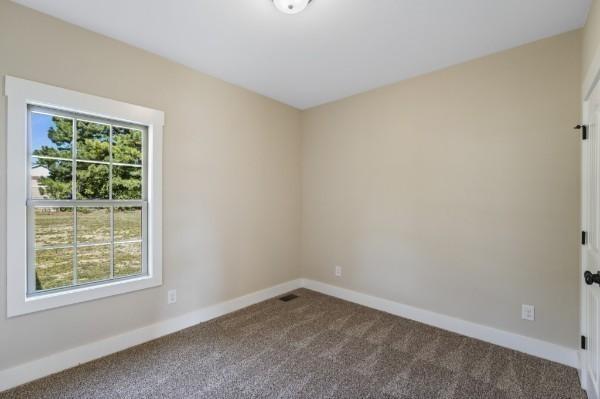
[
  {"xmin": 301, "ymin": 279, "xmax": 579, "ymax": 369},
  {"xmin": 0, "ymin": 278, "xmax": 303, "ymax": 393},
  {"xmin": 0, "ymin": 277, "xmax": 580, "ymax": 393}
]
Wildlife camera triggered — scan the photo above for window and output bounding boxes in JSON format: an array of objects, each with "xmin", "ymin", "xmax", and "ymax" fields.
[
  {"xmin": 29, "ymin": 107, "xmax": 146, "ymax": 294},
  {"xmin": 5, "ymin": 76, "xmax": 163, "ymax": 317}
]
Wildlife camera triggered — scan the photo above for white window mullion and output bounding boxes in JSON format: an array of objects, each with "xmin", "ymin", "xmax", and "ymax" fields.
[
  {"xmin": 72, "ymin": 116, "xmax": 78, "ymax": 286},
  {"xmin": 73, "ymin": 207, "xmax": 79, "ymax": 286},
  {"xmin": 110, "ymin": 206, "xmax": 115, "ymax": 279},
  {"xmin": 28, "ymin": 199, "xmax": 144, "ymax": 207},
  {"xmin": 109, "ymin": 124, "xmax": 115, "ymax": 279}
]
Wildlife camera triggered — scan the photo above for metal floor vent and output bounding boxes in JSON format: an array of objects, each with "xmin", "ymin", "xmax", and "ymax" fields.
[{"xmin": 279, "ymin": 294, "xmax": 299, "ymax": 302}]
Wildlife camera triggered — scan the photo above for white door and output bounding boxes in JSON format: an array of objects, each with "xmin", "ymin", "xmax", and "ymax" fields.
[{"xmin": 582, "ymin": 78, "xmax": 600, "ymax": 399}]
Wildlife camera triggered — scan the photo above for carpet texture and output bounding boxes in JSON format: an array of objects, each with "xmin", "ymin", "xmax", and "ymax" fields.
[{"xmin": 0, "ymin": 289, "xmax": 586, "ymax": 398}]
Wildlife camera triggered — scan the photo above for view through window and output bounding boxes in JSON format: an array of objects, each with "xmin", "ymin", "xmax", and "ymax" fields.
[{"xmin": 29, "ymin": 106, "xmax": 147, "ymax": 294}]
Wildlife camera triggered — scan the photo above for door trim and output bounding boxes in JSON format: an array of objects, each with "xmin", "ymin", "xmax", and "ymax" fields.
[
  {"xmin": 583, "ymin": 44, "xmax": 600, "ymax": 102},
  {"xmin": 580, "ymin": 43, "xmax": 600, "ymax": 397},
  {"xmin": 580, "ymin": 99, "xmax": 589, "ymax": 391}
]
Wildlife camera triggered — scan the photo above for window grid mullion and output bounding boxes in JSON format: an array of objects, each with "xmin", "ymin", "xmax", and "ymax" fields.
[
  {"xmin": 35, "ymin": 238, "xmax": 142, "ymax": 251},
  {"xmin": 109, "ymin": 125, "xmax": 114, "ymax": 279},
  {"xmin": 109, "ymin": 124, "xmax": 113, "ymax": 201},
  {"xmin": 29, "ymin": 200, "xmax": 144, "ymax": 207},
  {"xmin": 72, "ymin": 117, "xmax": 78, "ymax": 286},
  {"xmin": 110, "ymin": 206, "xmax": 115, "ymax": 279},
  {"xmin": 32, "ymin": 155, "xmax": 142, "ymax": 168},
  {"xmin": 110, "ymin": 206, "xmax": 114, "ymax": 279}
]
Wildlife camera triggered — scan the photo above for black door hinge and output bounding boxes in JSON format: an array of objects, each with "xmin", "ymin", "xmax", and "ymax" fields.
[
  {"xmin": 575, "ymin": 125, "xmax": 588, "ymax": 140},
  {"xmin": 582, "ymin": 335, "xmax": 587, "ymax": 350},
  {"xmin": 583, "ymin": 231, "xmax": 588, "ymax": 245}
]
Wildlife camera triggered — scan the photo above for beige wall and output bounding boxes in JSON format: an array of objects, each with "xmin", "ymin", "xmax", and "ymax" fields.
[
  {"xmin": 0, "ymin": 0, "xmax": 301, "ymax": 370},
  {"xmin": 0, "ymin": 0, "xmax": 585, "ymax": 373},
  {"xmin": 301, "ymin": 31, "xmax": 581, "ymax": 348},
  {"xmin": 584, "ymin": 0, "xmax": 600, "ymax": 82}
]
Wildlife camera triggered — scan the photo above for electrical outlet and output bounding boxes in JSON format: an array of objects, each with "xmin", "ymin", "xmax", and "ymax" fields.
[
  {"xmin": 168, "ymin": 289, "xmax": 177, "ymax": 304},
  {"xmin": 335, "ymin": 265, "xmax": 342, "ymax": 277},
  {"xmin": 521, "ymin": 304, "xmax": 534, "ymax": 321}
]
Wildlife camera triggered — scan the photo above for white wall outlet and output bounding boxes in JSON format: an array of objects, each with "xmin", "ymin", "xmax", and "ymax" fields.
[
  {"xmin": 521, "ymin": 304, "xmax": 534, "ymax": 321},
  {"xmin": 335, "ymin": 265, "xmax": 342, "ymax": 277},
  {"xmin": 167, "ymin": 289, "xmax": 177, "ymax": 304}
]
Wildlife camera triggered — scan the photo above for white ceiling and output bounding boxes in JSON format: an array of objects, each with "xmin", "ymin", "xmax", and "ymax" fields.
[{"xmin": 13, "ymin": 0, "xmax": 591, "ymax": 109}]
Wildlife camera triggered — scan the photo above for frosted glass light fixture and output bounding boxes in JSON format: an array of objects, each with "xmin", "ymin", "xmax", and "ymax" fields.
[{"xmin": 273, "ymin": 0, "xmax": 312, "ymax": 14}]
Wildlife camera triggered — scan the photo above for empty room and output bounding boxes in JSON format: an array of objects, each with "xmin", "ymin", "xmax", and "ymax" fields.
[{"xmin": 1, "ymin": 0, "xmax": 599, "ymax": 397}]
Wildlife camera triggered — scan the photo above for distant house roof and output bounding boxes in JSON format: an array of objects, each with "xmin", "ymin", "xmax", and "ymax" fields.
[{"xmin": 31, "ymin": 165, "xmax": 50, "ymax": 178}]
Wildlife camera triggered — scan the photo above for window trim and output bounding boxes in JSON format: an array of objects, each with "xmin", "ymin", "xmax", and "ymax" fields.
[{"xmin": 5, "ymin": 76, "xmax": 164, "ymax": 317}]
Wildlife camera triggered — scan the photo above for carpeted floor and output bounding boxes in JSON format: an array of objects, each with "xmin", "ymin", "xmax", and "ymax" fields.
[{"xmin": 0, "ymin": 289, "xmax": 587, "ymax": 398}]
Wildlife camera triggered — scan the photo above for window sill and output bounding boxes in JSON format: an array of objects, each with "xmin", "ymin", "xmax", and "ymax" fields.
[{"xmin": 10, "ymin": 273, "xmax": 161, "ymax": 317}]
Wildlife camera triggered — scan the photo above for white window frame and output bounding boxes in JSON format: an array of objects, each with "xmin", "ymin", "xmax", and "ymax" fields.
[{"xmin": 5, "ymin": 76, "xmax": 164, "ymax": 317}]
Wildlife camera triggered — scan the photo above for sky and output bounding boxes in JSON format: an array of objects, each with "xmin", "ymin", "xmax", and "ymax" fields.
[{"xmin": 31, "ymin": 112, "xmax": 65, "ymax": 154}]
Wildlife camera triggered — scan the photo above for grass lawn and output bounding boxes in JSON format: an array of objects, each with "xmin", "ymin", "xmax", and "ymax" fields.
[{"xmin": 34, "ymin": 207, "xmax": 143, "ymax": 291}]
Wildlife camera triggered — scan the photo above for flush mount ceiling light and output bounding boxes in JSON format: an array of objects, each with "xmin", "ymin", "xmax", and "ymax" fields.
[{"xmin": 272, "ymin": 0, "xmax": 312, "ymax": 15}]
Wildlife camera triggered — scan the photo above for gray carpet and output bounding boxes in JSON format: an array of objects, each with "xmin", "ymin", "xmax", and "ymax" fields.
[{"xmin": 0, "ymin": 289, "xmax": 587, "ymax": 398}]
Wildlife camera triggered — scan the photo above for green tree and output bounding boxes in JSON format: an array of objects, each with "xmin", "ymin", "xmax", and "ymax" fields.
[
  {"xmin": 112, "ymin": 127, "xmax": 142, "ymax": 199},
  {"xmin": 33, "ymin": 118, "xmax": 142, "ymax": 200},
  {"xmin": 33, "ymin": 117, "xmax": 73, "ymax": 199},
  {"xmin": 113, "ymin": 127, "xmax": 142, "ymax": 164}
]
